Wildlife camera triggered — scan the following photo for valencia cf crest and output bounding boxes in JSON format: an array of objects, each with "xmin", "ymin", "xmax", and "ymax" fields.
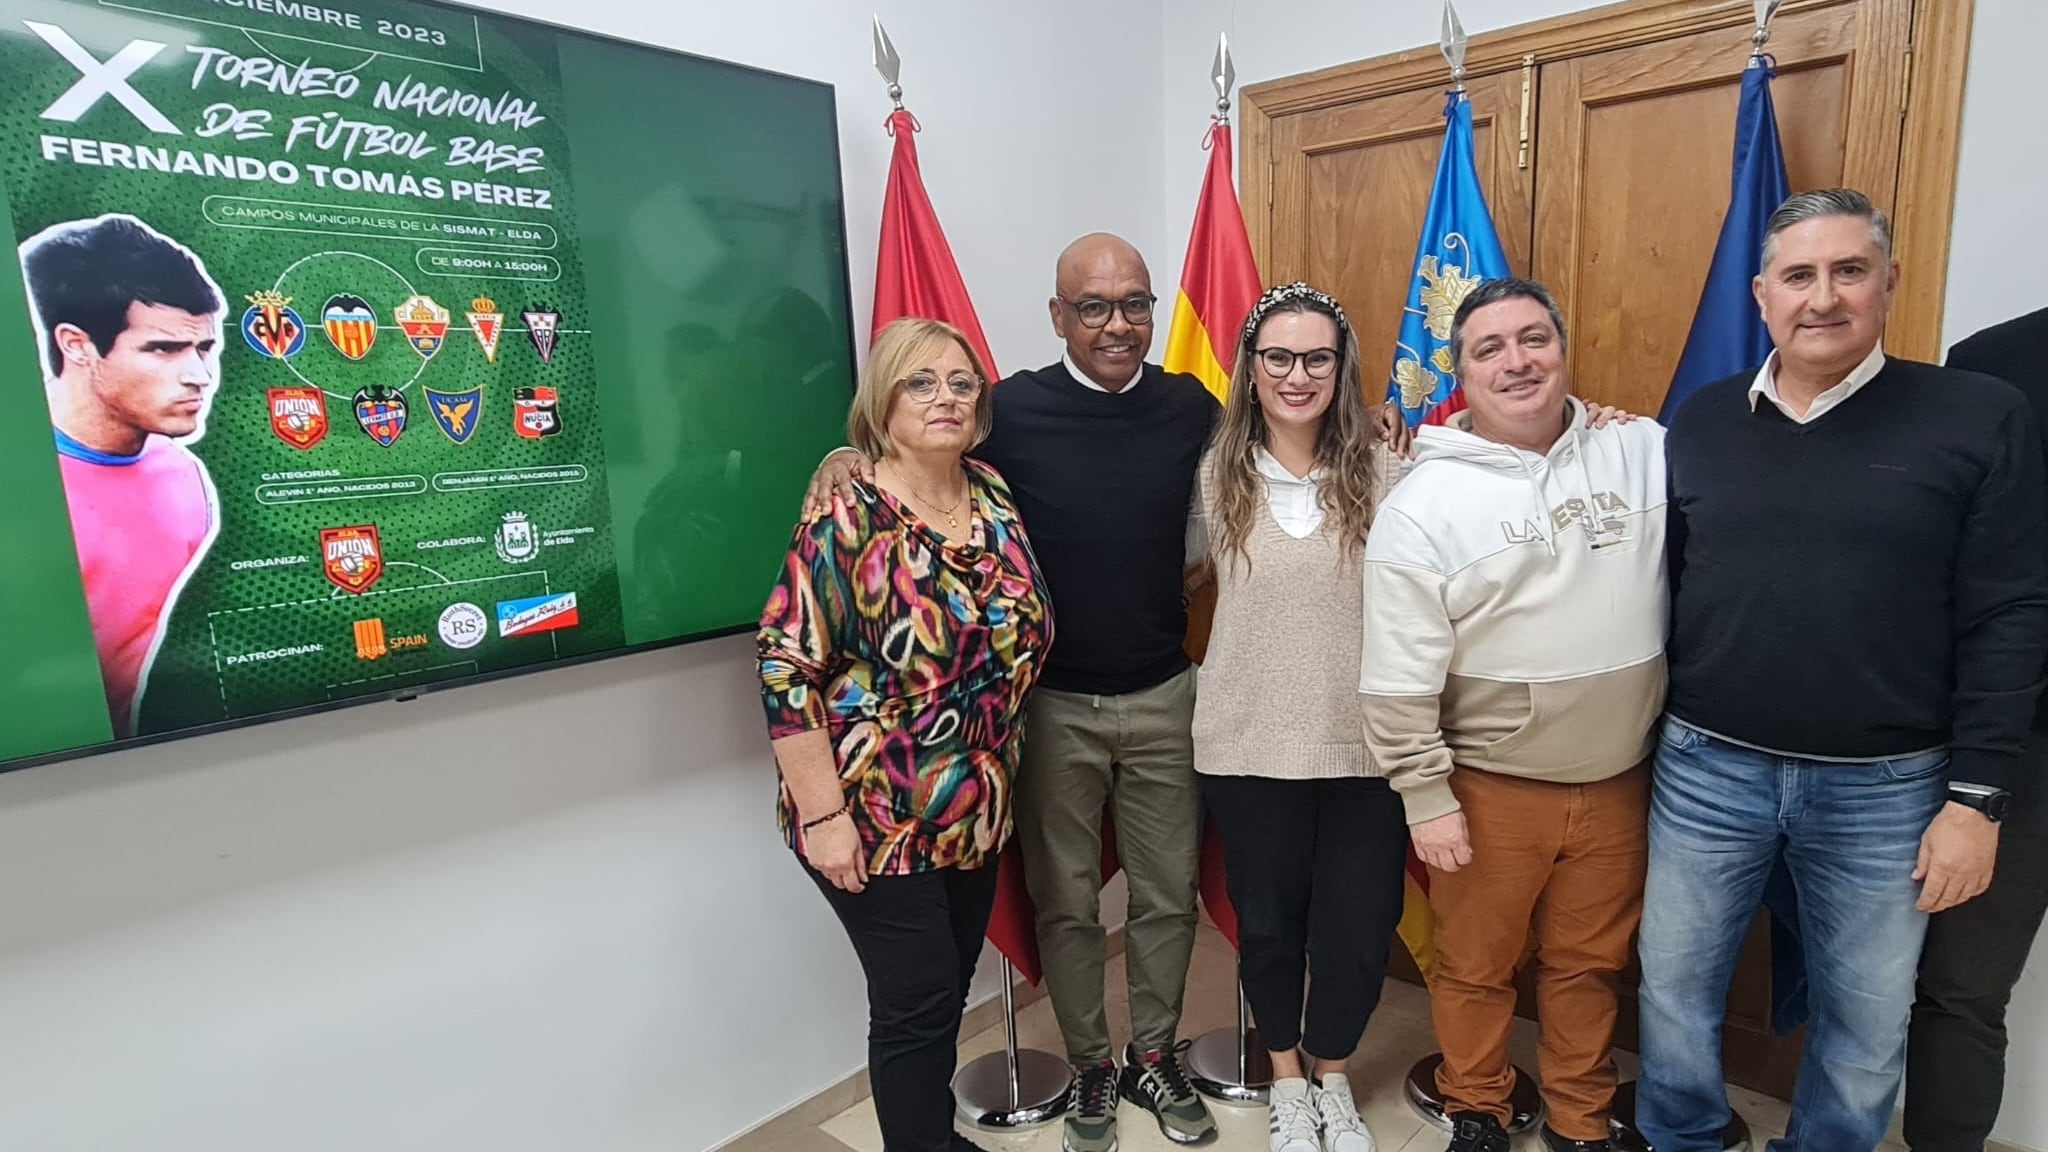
[
  {"xmin": 426, "ymin": 386, "xmax": 483, "ymax": 444},
  {"xmin": 322, "ymin": 293, "xmax": 378, "ymax": 360},
  {"xmin": 513, "ymin": 386, "xmax": 561, "ymax": 439},
  {"xmin": 522, "ymin": 307, "xmax": 559, "ymax": 363},
  {"xmin": 267, "ymin": 386, "xmax": 329, "ymax": 450},
  {"xmin": 467, "ymin": 297, "xmax": 503, "ymax": 363},
  {"xmin": 241, "ymin": 291, "xmax": 306, "ymax": 360},
  {"xmin": 395, "ymin": 294, "xmax": 450, "ymax": 360},
  {"xmin": 320, "ymin": 524, "xmax": 384, "ymax": 595},
  {"xmin": 353, "ymin": 386, "xmax": 408, "ymax": 447}
]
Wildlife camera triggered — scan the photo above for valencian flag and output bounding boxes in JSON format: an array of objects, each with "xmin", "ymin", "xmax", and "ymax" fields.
[
  {"xmin": 869, "ymin": 108, "xmax": 998, "ymax": 374},
  {"xmin": 1387, "ymin": 91, "xmax": 1512, "ymax": 428},
  {"xmin": 1660, "ymin": 61, "xmax": 1790, "ymax": 422},
  {"xmin": 1162, "ymin": 120, "xmax": 1261, "ymax": 402}
]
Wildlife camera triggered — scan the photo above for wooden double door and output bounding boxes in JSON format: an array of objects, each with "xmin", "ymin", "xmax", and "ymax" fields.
[{"xmin": 1238, "ymin": 0, "xmax": 1973, "ymax": 1099}]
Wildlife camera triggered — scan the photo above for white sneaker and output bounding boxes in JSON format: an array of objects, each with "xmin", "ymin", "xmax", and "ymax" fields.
[
  {"xmin": 1268, "ymin": 1077, "xmax": 1322, "ymax": 1152},
  {"xmin": 1313, "ymin": 1074, "xmax": 1377, "ymax": 1152}
]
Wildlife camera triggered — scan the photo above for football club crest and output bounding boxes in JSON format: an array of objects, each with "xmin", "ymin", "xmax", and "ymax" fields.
[
  {"xmin": 494, "ymin": 511, "xmax": 539, "ymax": 564},
  {"xmin": 468, "ymin": 297, "xmax": 503, "ymax": 363},
  {"xmin": 395, "ymin": 294, "xmax": 450, "ymax": 360},
  {"xmin": 522, "ymin": 307, "xmax": 559, "ymax": 363},
  {"xmin": 513, "ymin": 386, "xmax": 561, "ymax": 439},
  {"xmin": 353, "ymin": 385, "xmax": 408, "ymax": 447},
  {"xmin": 240, "ymin": 291, "xmax": 306, "ymax": 360},
  {"xmin": 267, "ymin": 386, "xmax": 329, "ymax": 450},
  {"xmin": 322, "ymin": 293, "xmax": 377, "ymax": 360},
  {"xmin": 320, "ymin": 524, "xmax": 384, "ymax": 595},
  {"xmin": 426, "ymin": 386, "xmax": 483, "ymax": 444}
]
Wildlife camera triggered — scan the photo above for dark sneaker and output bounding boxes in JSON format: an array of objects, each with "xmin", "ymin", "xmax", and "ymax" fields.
[
  {"xmin": 1063, "ymin": 1059, "xmax": 1119, "ymax": 1152},
  {"xmin": 1539, "ymin": 1126, "xmax": 1613, "ymax": 1152},
  {"xmin": 1446, "ymin": 1112, "xmax": 1511, "ymax": 1152},
  {"xmin": 1119, "ymin": 1042, "xmax": 1217, "ymax": 1145}
]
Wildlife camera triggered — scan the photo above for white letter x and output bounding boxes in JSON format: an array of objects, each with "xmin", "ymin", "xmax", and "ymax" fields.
[{"xmin": 27, "ymin": 22, "xmax": 182, "ymax": 135}]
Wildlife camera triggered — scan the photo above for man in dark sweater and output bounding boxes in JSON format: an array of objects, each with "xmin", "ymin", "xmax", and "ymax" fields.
[
  {"xmin": 1904, "ymin": 303, "xmax": 2048, "ymax": 1152},
  {"xmin": 1634, "ymin": 190, "xmax": 2048, "ymax": 1152},
  {"xmin": 810, "ymin": 233, "xmax": 1223, "ymax": 1152}
]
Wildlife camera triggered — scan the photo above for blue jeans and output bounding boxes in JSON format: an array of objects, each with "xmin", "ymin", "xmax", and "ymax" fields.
[{"xmin": 1635, "ymin": 716, "xmax": 1947, "ymax": 1152}]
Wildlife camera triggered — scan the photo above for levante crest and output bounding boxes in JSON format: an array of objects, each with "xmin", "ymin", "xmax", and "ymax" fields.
[
  {"xmin": 353, "ymin": 385, "xmax": 408, "ymax": 447},
  {"xmin": 240, "ymin": 291, "xmax": 306, "ymax": 360}
]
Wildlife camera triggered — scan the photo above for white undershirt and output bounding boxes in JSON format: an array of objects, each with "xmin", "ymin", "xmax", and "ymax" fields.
[
  {"xmin": 1063, "ymin": 352, "xmax": 1142, "ymax": 393},
  {"xmin": 1747, "ymin": 343, "xmax": 1887, "ymax": 423}
]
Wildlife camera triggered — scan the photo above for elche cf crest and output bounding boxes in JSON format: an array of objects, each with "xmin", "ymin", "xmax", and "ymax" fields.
[
  {"xmin": 322, "ymin": 294, "xmax": 377, "ymax": 360},
  {"xmin": 353, "ymin": 385, "xmax": 408, "ymax": 447},
  {"xmin": 267, "ymin": 386, "xmax": 329, "ymax": 450},
  {"xmin": 513, "ymin": 386, "xmax": 561, "ymax": 438},
  {"xmin": 240, "ymin": 291, "xmax": 306, "ymax": 360},
  {"xmin": 320, "ymin": 524, "xmax": 384, "ymax": 594},
  {"xmin": 426, "ymin": 385, "xmax": 483, "ymax": 444},
  {"xmin": 468, "ymin": 297, "xmax": 503, "ymax": 363},
  {"xmin": 495, "ymin": 510, "xmax": 538, "ymax": 563},
  {"xmin": 522, "ymin": 307, "xmax": 559, "ymax": 363},
  {"xmin": 395, "ymin": 294, "xmax": 450, "ymax": 360}
]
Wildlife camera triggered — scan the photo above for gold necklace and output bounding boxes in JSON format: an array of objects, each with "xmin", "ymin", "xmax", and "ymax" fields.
[{"xmin": 887, "ymin": 462, "xmax": 967, "ymax": 530}]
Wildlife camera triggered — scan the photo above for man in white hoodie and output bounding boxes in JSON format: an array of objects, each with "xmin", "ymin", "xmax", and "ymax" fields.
[{"xmin": 1360, "ymin": 278, "xmax": 1668, "ymax": 1152}]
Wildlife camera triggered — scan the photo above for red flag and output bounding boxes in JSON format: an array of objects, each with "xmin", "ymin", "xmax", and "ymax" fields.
[{"xmin": 870, "ymin": 109, "xmax": 997, "ymax": 374}]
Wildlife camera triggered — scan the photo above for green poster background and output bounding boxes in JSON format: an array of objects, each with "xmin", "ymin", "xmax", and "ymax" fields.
[{"xmin": 0, "ymin": 0, "xmax": 854, "ymax": 767}]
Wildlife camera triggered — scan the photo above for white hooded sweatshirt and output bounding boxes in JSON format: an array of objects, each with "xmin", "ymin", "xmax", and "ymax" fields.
[{"xmin": 1359, "ymin": 398, "xmax": 1669, "ymax": 826}]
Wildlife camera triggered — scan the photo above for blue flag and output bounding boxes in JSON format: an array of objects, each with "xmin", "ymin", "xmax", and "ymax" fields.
[
  {"xmin": 1660, "ymin": 62, "xmax": 1790, "ymax": 422},
  {"xmin": 1388, "ymin": 92, "xmax": 1512, "ymax": 428}
]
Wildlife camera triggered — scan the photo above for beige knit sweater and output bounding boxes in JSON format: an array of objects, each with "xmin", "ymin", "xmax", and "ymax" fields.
[{"xmin": 1191, "ymin": 445, "xmax": 1397, "ymax": 780}]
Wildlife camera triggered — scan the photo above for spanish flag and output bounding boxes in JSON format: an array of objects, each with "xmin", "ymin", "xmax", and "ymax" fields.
[{"xmin": 1162, "ymin": 120, "xmax": 1261, "ymax": 402}]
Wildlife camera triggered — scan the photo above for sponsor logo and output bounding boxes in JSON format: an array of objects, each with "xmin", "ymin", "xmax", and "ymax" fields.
[
  {"xmin": 522, "ymin": 307, "xmax": 558, "ymax": 363},
  {"xmin": 512, "ymin": 385, "xmax": 561, "ymax": 439},
  {"xmin": 425, "ymin": 385, "xmax": 482, "ymax": 444},
  {"xmin": 267, "ymin": 386, "xmax": 329, "ymax": 450},
  {"xmin": 496, "ymin": 591, "xmax": 578, "ymax": 638},
  {"xmin": 467, "ymin": 297, "xmax": 502, "ymax": 363},
  {"xmin": 320, "ymin": 524, "xmax": 384, "ymax": 594},
  {"xmin": 354, "ymin": 618, "xmax": 388, "ymax": 660},
  {"xmin": 438, "ymin": 602, "xmax": 487, "ymax": 650},
  {"xmin": 240, "ymin": 290, "xmax": 306, "ymax": 360},
  {"xmin": 323, "ymin": 293, "xmax": 378, "ymax": 360},
  {"xmin": 353, "ymin": 385, "xmax": 408, "ymax": 447},
  {"xmin": 395, "ymin": 294, "xmax": 450, "ymax": 360},
  {"xmin": 229, "ymin": 555, "xmax": 310, "ymax": 571},
  {"xmin": 494, "ymin": 510, "xmax": 538, "ymax": 563}
]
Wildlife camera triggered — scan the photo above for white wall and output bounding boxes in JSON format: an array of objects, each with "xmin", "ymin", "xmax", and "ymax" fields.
[
  {"xmin": 1161, "ymin": 1, "xmax": 2048, "ymax": 1147},
  {"xmin": 0, "ymin": 3, "xmax": 1164, "ymax": 1151}
]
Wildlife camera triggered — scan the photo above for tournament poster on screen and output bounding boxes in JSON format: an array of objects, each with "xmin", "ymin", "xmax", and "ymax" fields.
[{"xmin": 0, "ymin": 0, "xmax": 625, "ymax": 738}]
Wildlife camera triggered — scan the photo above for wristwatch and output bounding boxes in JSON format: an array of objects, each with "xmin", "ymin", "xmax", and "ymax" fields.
[{"xmin": 1948, "ymin": 786, "xmax": 2011, "ymax": 823}]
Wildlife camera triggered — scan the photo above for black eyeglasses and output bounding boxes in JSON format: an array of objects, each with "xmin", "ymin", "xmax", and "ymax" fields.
[
  {"xmin": 1058, "ymin": 294, "xmax": 1156, "ymax": 329},
  {"xmin": 899, "ymin": 371, "xmax": 983, "ymax": 403},
  {"xmin": 1254, "ymin": 346, "xmax": 1339, "ymax": 379}
]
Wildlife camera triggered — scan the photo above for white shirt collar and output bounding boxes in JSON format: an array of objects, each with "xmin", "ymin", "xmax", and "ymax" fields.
[
  {"xmin": 1253, "ymin": 445, "xmax": 1322, "ymax": 486},
  {"xmin": 1063, "ymin": 352, "xmax": 1142, "ymax": 393},
  {"xmin": 1747, "ymin": 343, "xmax": 1887, "ymax": 424}
]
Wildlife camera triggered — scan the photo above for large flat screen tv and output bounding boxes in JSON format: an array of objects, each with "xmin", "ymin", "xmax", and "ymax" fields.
[{"xmin": 0, "ymin": 0, "xmax": 856, "ymax": 770}]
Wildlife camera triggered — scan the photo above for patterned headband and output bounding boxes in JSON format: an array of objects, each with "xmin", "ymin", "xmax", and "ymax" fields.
[{"xmin": 1240, "ymin": 281, "xmax": 1351, "ymax": 350}]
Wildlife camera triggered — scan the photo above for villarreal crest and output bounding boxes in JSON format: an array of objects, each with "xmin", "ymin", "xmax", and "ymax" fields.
[{"xmin": 241, "ymin": 291, "xmax": 306, "ymax": 360}]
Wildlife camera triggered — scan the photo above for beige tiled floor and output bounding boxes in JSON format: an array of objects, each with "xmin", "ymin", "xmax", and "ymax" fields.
[{"xmin": 753, "ymin": 922, "xmax": 1906, "ymax": 1152}]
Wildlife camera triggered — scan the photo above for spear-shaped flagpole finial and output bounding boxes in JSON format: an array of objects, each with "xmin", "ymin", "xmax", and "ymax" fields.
[
  {"xmin": 1211, "ymin": 32, "xmax": 1237, "ymax": 122},
  {"xmin": 872, "ymin": 14, "xmax": 903, "ymax": 109},
  {"xmin": 1751, "ymin": 0, "xmax": 1783, "ymax": 59},
  {"xmin": 1441, "ymin": 0, "xmax": 1469, "ymax": 92}
]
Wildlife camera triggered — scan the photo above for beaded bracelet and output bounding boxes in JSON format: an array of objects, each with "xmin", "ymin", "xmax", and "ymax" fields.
[{"xmin": 800, "ymin": 801, "xmax": 852, "ymax": 831}]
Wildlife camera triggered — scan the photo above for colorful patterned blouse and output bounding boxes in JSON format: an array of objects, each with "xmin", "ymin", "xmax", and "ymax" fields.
[{"xmin": 758, "ymin": 458, "xmax": 1053, "ymax": 874}]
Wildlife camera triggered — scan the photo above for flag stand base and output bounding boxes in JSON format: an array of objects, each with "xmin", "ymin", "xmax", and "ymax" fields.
[
  {"xmin": 1403, "ymin": 1054, "xmax": 1543, "ymax": 1133},
  {"xmin": 953, "ymin": 960, "xmax": 1072, "ymax": 1131},
  {"xmin": 1607, "ymin": 1080, "xmax": 1749, "ymax": 1152},
  {"xmin": 1186, "ymin": 968, "xmax": 1271, "ymax": 1105}
]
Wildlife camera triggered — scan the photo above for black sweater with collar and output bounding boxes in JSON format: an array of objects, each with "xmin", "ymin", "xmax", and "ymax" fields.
[
  {"xmin": 1664, "ymin": 356, "xmax": 2048, "ymax": 795},
  {"xmin": 971, "ymin": 360, "xmax": 1219, "ymax": 695}
]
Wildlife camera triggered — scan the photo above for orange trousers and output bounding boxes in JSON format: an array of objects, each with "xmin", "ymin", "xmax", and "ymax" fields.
[{"xmin": 1427, "ymin": 765, "xmax": 1649, "ymax": 1141}]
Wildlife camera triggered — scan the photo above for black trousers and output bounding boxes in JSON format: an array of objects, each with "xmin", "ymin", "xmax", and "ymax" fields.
[
  {"xmin": 1200, "ymin": 773, "xmax": 1409, "ymax": 1059},
  {"xmin": 809, "ymin": 862, "xmax": 999, "ymax": 1152},
  {"xmin": 1904, "ymin": 774, "xmax": 2048, "ymax": 1152}
]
